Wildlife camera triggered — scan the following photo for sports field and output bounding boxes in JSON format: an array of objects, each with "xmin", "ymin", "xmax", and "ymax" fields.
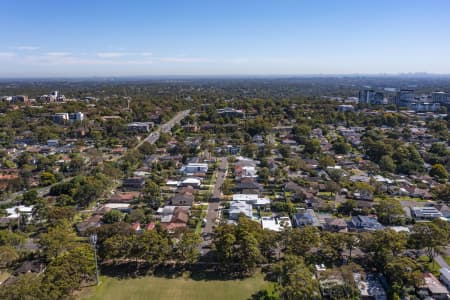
[{"xmin": 82, "ymin": 272, "xmax": 269, "ymax": 300}]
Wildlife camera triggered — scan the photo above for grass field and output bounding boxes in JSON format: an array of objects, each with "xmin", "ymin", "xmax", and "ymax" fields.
[{"xmin": 81, "ymin": 272, "xmax": 269, "ymax": 300}]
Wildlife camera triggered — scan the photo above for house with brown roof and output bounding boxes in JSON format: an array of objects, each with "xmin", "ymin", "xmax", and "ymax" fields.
[
  {"xmin": 324, "ymin": 218, "xmax": 348, "ymax": 233},
  {"xmin": 109, "ymin": 192, "xmax": 141, "ymax": 203},
  {"xmin": 161, "ymin": 207, "xmax": 189, "ymax": 231},
  {"xmin": 75, "ymin": 214, "xmax": 102, "ymax": 235}
]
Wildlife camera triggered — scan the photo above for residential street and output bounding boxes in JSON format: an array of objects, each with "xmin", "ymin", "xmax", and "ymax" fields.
[
  {"xmin": 201, "ymin": 157, "xmax": 228, "ymax": 254},
  {"xmin": 436, "ymin": 255, "xmax": 449, "ymax": 269}
]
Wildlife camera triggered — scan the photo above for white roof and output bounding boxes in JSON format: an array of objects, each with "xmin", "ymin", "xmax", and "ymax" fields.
[
  {"xmin": 388, "ymin": 226, "xmax": 410, "ymax": 233},
  {"xmin": 261, "ymin": 216, "xmax": 292, "ymax": 232},
  {"xmin": 104, "ymin": 203, "xmax": 130, "ymax": 209},
  {"xmin": 166, "ymin": 180, "xmax": 180, "ymax": 186},
  {"xmin": 6, "ymin": 205, "xmax": 34, "ymax": 218},
  {"xmin": 233, "ymin": 194, "xmax": 259, "ymax": 201},
  {"xmin": 186, "ymin": 163, "xmax": 208, "ymax": 167},
  {"xmin": 373, "ymin": 175, "xmax": 393, "ymax": 184},
  {"xmin": 182, "ymin": 178, "xmax": 201, "ymax": 184}
]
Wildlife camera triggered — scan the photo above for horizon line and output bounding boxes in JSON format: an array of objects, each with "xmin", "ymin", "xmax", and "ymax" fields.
[{"xmin": 1, "ymin": 72, "xmax": 450, "ymax": 80}]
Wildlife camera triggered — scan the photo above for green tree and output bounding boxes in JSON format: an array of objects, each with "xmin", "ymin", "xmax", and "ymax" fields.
[
  {"xmin": 0, "ymin": 273, "xmax": 45, "ymax": 300},
  {"xmin": 213, "ymin": 225, "xmax": 236, "ymax": 266},
  {"xmin": 304, "ymin": 138, "xmax": 321, "ymax": 156},
  {"xmin": 430, "ymin": 163, "xmax": 448, "ymax": 182},
  {"xmin": 143, "ymin": 180, "xmax": 161, "ymax": 209},
  {"xmin": 176, "ymin": 232, "xmax": 202, "ymax": 264},
  {"xmin": 270, "ymin": 255, "xmax": 320, "ymax": 300},
  {"xmin": 337, "ymin": 199, "xmax": 356, "ymax": 216},
  {"xmin": 139, "ymin": 230, "xmax": 171, "ymax": 266},
  {"xmin": 235, "ymin": 227, "xmax": 263, "ymax": 275},
  {"xmin": 332, "ymin": 141, "xmax": 351, "ymax": 154},
  {"xmin": 39, "ymin": 221, "xmax": 77, "ymax": 260},
  {"xmin": 42, "ymin": 244, "xmax": 95, "ymax": 299},
  {"xmin": 385, "ymin": 257, "xmax": 423, "ymax": 298},
  {"xmin": 375, "ymin": 198, "xmax": 405, "ymax": 225},
  {"xmin": 284, "ymin": 227, "xmax": 320, "ymax": 257},
  {"xmin": 258, "ymin": 167, "xmax": 270, "ymax": 184},
  {"xmin": 409, "ymin": 220, "xmax": 448, "ymax": 261},
  {"xmin": 41, "ymin": 171, "xmax": 57, "ymax": 186},
  {"xmin": 433, "ymin": 184, "xmax": 450, "ymax": 204},
  {"xmin": 22, "ymin": 190, "xmax": 38, "ymax": 205},
  {"xmin": 0, "ymin": 245, "xmax": 19, "ymax": 267},
  {"xmin": 102, "ymin": 210, "xmax": 124, "ymax": 224},
  {"xmin": 319, "ymin": 155, "xmax": 335, "ymax": 169},
  {"xmin": 379, "ymin": 155, "xmax": 396, "ymax": 173}
]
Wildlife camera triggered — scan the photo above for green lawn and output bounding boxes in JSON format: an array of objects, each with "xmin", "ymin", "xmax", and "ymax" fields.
[
  {"xmin": 0, "ymin": 271, "xmax": 10, "ymax": 284},
  {"xmin": 444, "ymin": 256, "xmax": 450, "ymax": 266},
  {"xmin": 82, "ymin": 272, "xmax": 269, "ymax": 300},
  {"xmin": 418, "ymin": 255, "xmax": 440, "ymax": 276}
]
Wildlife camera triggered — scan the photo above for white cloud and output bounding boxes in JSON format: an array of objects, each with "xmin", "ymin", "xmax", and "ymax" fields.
[
  {"xmin": 46, "ymin": 52, "xmax": 72, "ymax": 57},
  {"xmin": 159, "ymin": 57, "xmax": 214, "ymax": 63},
  {"xmin": 22, "ymin": 54, "xmax": 153, "ymax": 66},
  {"xmin": 225, "ymin": 58, "xmax": 250, "ymax": 64},
  {"xmin": 16, "ymin": 46, "xmax": 39, "ymax": 51},
  {"xmin": 141, "ymin": 52, "xmax": 153, "ymax": 56},
  {"xmin": 96, "ymin": 52, "xmax": 127, "ymax": 58},
  {"xmin": 0, "ymin": 52, "xmax": 15, "ymax": 58}
]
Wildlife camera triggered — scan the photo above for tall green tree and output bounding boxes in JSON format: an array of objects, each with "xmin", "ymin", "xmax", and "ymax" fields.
[{"xmin": 270, "ymin": 255, "xmax": 320, "ymax": 300}]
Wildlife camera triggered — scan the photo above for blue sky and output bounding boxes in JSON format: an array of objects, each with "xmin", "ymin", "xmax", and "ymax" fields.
[{"xmin": 1, "ymin": 0, "xmax": 450, "ymax": 77}]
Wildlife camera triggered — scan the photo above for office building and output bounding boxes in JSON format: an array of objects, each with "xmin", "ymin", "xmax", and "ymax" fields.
[
  {"xmin": 395, "ymin": 89, "xmax": 415, "ymax": 107},
  {"xmin": 432, "ymin": 92, "xmax": 450, "ymax": 104}
]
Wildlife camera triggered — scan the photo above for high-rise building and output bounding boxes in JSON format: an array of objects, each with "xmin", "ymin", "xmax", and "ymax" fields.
[
  {"xmin": 358, "ymin": 89, "xmax": 384, "ymax": 105},
  {"xmin": 374, "ymin": 92, "xmax": 385, "ymax": 105},
  {"xmin": 395, "ymin": 89, "xmax": 415, "ymax": 107},
  {"xmin": 432, "ymin": 92, "xmax": 450, "ymax": 104},
  {"xmin": 358, "ymin": 89, "xmax": 375, "ymax": 104}
]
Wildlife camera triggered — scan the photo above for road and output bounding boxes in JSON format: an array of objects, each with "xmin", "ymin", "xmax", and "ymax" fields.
[
  {"xmin": 134, "ymin": 109, "xmax": 190, "ymax": 149},
  {"xmin": 200, "ymin": 157, "xmax": 228, "ymax": 255},
  {"xmin": 436, "ymin": 255, "xmax": 449, "ymax": 270},
  {"xmin": 1, "ymin": 110, "xmax": 191, "ymax": 205},
  {"xmin": 1, "ymin": 175, "xmax": 74, "ymax": 205}
]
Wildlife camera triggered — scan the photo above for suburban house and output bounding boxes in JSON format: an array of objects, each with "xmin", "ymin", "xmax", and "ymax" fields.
[
  {"xmin": 417, "ymin": 272, "xmax": 449, "ymax": 300},
  {"xmin": 350, "ymin": 216, "xmax": 383, "ymax": 231},
  {"xmin": 217, "ymin": 107, "xmax": 245, "ymax": 118},
  {"xmin": 411, "ymin": 206, "xmax": 443, "ymax": 220},
  {"xmin": 122, "ymin": 177, "xmax": 146, "ymax": 190},
  {"xmin": 168, "ymin": 193, "xmax": 195, "ymax": 206},
  {"xmin": 127, "ymin": 122, "xmax": 154, "ymax": 133},
  {"xmin": 232, "ymin": 179, "xmax": 263, "ymax": 194},
  {"xmin": 160, "ymin": 207, "xmax": 190, "ymax": 231},
  {"xmin": 232, "ymin": 194, "xmax": 271, "ymax": 208},
  {"xmin": 437, "ymin": 205, "xmax": 450, "ymax": 218},
  {"xmin": 261, "ymin": 216, "xmax": 292, "ymax": 232},
  {"xmin": 14, "ymin": 260, "xmax": 46, "ymax": 276},
  {"xmin": 324, "ymin": 218, "xmax": 348, "ymax": 233},
  {"xmin": 75, "ymin": 214, "xmax": 102, "ymax": 235},
  {"xmin": 109, "ymin": 192, "xmax": 140, "ymax": 203},
  {"xmin": 229, "ymin": 201, "xmax": 253, "ymax": 220},
  {"xmin": 180, "ymin": 177, "xmax": 202, "ymax": 188},
  {"xmin": 180, "ymin": 163, "xmax": 209, "ymax": 174},
  {"xmin": 292, "ymin": 209, "xmax": 321, "ymax": 227},
  {"xmin": 353, "ymin": 272, "xmax": 387, "ymax": 300}
]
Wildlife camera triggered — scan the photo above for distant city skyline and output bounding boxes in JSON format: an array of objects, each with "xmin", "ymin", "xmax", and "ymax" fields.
[{"xmin": 1, "ymin": 0, "xmax": 450, "ymax": 77}]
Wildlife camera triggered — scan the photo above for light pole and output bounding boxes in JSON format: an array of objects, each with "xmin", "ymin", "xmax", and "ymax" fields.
[{"xmin": 90, "ymin": 234, "xmax": 100, "ymax": 285}]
